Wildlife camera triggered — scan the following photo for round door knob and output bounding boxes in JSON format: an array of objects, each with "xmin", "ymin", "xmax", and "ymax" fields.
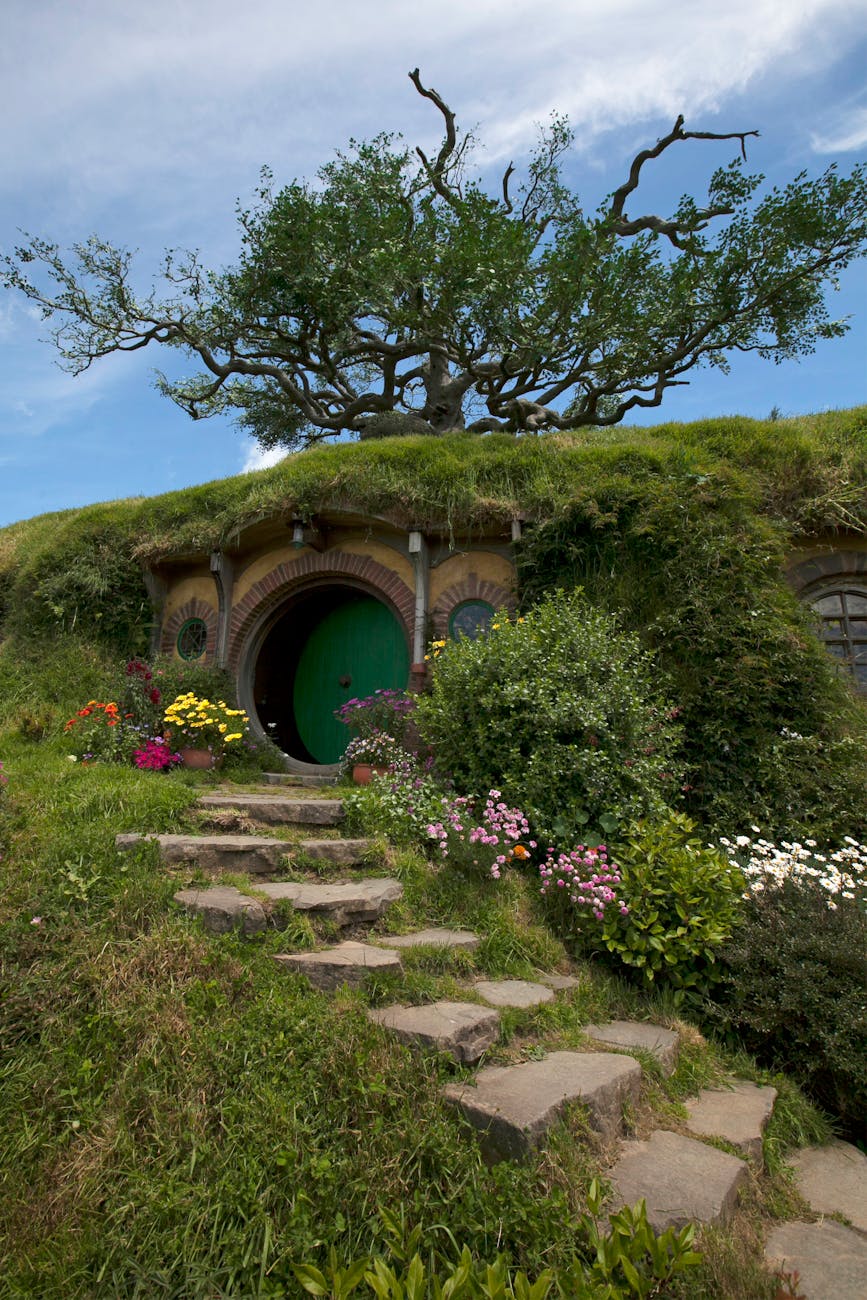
[{"xmin": 339, "ymin": 675, "xmax": 352, "ymax": 688}]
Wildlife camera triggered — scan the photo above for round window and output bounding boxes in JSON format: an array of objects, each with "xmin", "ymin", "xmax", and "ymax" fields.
[
  {"xmin": 809, "ymin": 588, "xmax": 867, "ymax": 686},
  {"xmin": 448, "ymin": 600, "xmax": 495, "ymax": 641},
  {"xmin": 176, "ymin": 617, "xmax": 208, "ymax": 661}
]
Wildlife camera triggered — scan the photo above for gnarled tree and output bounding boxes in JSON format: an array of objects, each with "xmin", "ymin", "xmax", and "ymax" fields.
[{"xmin": 4, "ymin": 70, "xmax": 867, "ymax": 449}]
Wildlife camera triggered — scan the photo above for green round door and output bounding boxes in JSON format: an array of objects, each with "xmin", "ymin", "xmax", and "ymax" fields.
[{"xmin": 293, "ymin": 594, "xmax": 410, "ymax": 764}]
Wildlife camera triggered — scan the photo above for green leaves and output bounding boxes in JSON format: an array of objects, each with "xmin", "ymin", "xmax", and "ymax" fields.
[{"xmin": 5, "ymin": 77, "xmax": 865, "ymax": 449}]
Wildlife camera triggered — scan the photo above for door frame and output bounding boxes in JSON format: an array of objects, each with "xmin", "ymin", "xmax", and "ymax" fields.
[{"xmin": 236, "ymin": 572, "xmax": 413, "ymax": 774}]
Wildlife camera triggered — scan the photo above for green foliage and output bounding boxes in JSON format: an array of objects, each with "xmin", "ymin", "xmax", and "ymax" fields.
[
  {"xmin": 586, "ymin": 813, "xmax": 744, "ymax": 991},
  {"xmin": 415, "ymin": 591, "xmax": 680, "ymax": 843},
  {"xmin": 5, "ymin": 75, "xmax": 866, "ymax": 448},
  {"xmin": 517, "ymin": 461, "xmax": 867, "ymax": 839},
  {"xmin": 293, "ymin": 1186, "xmax": 702, "ymax": 1298},
  {"xmin": 343, "ymin": 763, "xmax": 446, "ymax": 846},
  {"xmin": 705, "ymin": 877, "xmax": 867, "ymax": 1141}
]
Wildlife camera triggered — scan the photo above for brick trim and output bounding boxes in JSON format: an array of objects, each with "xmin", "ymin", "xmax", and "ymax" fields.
[
  {"xmin": 430, "ymin": 572, "xmax": 515, "ymax": 640},
  {"xmin": 788, "ymin": 549, "xmax": 867, "ymax": 596},
  {"xmin": 160, "ymin": 598, "xmax": 219, "ymax": 661},
  {"xmin": 227, "ymin": 550, "xmax": 415, "ymax": 671}
]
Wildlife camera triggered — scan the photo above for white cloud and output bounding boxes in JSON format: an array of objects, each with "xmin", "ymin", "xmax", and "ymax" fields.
[
  {"xmin": 3, "ymin": 0, "xmax": 865, "ymax": 222},
  {"xmin": 241, "ymin": 441, "xmax": 287, "ymax": 473},
  {"xmin": 812, "ymin": 106, "xmax": 867, "ymax": 153}
]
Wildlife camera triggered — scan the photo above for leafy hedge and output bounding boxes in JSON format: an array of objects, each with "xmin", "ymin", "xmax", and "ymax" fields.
[{"xmin": 517, "ymin": 463, "xmax": 867, "ymax": 838}]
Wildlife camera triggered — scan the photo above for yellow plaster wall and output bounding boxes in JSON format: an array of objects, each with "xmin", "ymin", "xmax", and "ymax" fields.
[
  {"xmin": 234, "ymin": 544, "xmax": 314, "ymax": 603},
  {"xmin": 232, "ymin": 538, "xmax": 414, "ymax": 604},
  {"xmin": 430, "ymin": 550, "xmax": 516, "ymax": 606},
  {"xmin": 163, "ymin": 574, "xmax": 217, "ymax": 620},
  {"xmin": 335, "ymin": 539, "xmax": 414, "ymax": 589}
]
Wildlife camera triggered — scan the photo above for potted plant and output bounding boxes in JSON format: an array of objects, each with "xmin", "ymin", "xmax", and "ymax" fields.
[
  {"xmin": 162, "ymin": 693, "xmax": 249, "ymax": 768},
  {"xmin": 342, "ymin": 730, "xmax": 402, "ymax": 784}
]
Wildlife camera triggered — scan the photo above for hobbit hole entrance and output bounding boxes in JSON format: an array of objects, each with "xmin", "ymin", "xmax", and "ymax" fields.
[{"xmin": 251, "ymin": 585, "xmax": 410, "ymax": 765}]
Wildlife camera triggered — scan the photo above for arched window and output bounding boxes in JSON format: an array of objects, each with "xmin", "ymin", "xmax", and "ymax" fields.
[
  {"xmin": 448, "ymin": 599, "xmax": 495, "ymax": 641},
  {"xmin": 808, "ymin": 588, "xmax": 867, "ymax": 686},
  {"xmin": 177, "ymin": 617, "xmax": 208, "ymax": 661}
]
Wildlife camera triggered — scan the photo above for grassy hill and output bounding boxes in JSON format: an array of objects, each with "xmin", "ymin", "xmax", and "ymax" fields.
[{"xmin": 1, "ymin": 411, "xmax": 865, "ymax": 1296}]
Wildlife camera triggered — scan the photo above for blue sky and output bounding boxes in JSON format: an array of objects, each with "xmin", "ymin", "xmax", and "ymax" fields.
[{"xmin": 1, "ymin": 0, "xmax": 865, "ymax": 528}]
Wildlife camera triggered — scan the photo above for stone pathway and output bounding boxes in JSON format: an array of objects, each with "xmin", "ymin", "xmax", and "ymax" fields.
[
  {"xmin": 582, "ymin": 1019, "xmax": 679, "ymax": 1076},
  {"xmin": 198, "ymin": 792, "xmax": 346, "ymax": 825},
  {"xmin": 132, "ymin": 779, "xmax": 863, "ymax": 1293},
  {"xmin": 684, "ymin": 1079, "xmax": 777, "ymax": 1163},
  {"xmin": 117, "ymin": 831, "xmax": 375, "ymax": 874},
  {"xmin": 369, "ymin": 1001, "xmax": 500, "ymax": 1064},
  {"xmin": 609, "ymin": 1129, "xmax": 748, "ymax": 1232},
  {"xmin": 443, "ymin": 1051, "xmax": 643, "ymax": 1160}
]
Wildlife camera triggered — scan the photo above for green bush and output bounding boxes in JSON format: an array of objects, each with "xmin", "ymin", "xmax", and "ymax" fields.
[
  {"xmin": 517, "ymin": 469, "xmax": 867, "ymax": 841},
  {"xmin": 585, "ymin": 813, "xmax": 744, "ymax": 990},
  {"xmin": 415, "ymin": 590, "xmax": 680, "ymax": 843},
  {"xmin": 705, "ymin": 877, "xmax": 867, "ymax": 1141}
]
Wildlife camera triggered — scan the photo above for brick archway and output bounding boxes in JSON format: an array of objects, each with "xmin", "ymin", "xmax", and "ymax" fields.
[
  {"xmin": 788, "ymin": 549, "xmax": 867, "ymax": 596},
  {"xmin": 160, "ymin": 598, "xmax": 218, "ymax": 661},
  {"xmin": 228, "ymin": 550, "xmax": 415, "ymax": 672},
  {"xmin": 430, "ymin": 572, "xmax": 515, "ymax": 640}
]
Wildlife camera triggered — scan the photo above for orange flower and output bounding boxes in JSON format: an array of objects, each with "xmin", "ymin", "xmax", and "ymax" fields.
[{"xmin": 511, "ymin": 844, "xmax": 530, "ymax": 860}]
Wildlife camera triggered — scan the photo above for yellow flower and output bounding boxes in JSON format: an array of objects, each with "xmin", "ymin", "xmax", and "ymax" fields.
[
  {"xmin": 225, "ymin": 733, "xmax": 242, "ymax": 743},
  {"xmin": 218, "ymin": 723, "xmax": 227, "ymax": 734}
]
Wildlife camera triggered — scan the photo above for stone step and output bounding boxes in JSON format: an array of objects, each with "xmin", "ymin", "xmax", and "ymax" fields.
[
  {"xmin": 197, "ymin": 792, "xmax": 345, "ymax": 825},
  {"xmin": 474, "ymin": 979, "xmax": 555, "ymax": 1009},
  {"xmin": 256, "ymin": 878, "xmax": 403, "ymax": 925},
  {"xmin": 442, "ymin": 1051, "xmax": 642, "ymax": 1162},
  {"xmin": 765, "ymin": 1220, "xmax": 867, "ymax": 1300},
  {"xmin": 369, "ymin": 1001, "xmax": 500, "ymax": 1064},
  {"xmin": 274, "ymin": 941, "xmax": 402, "ymax": 990},
  {"xmin": 608, "ymin": 1129, "xmax": 748, "ymax": 1233},
  {"xmin": 378, "ymin": 928, "xmax": 480, "ymax": 951},
  {"xmin": 117, "ymin": 832, "xmax": 374, "ymax": 874},
  {"xmin": 583, "ymin": 1021, "xmax": 679, "ymax": 1077},
  {"xmin": 261, "ymin": 772, "xmax": 338, "ymax": 787},
  {"xmin": 173, "ymin": 885, "xmax": 267, "ymax": 934},
  {"xmin": 788, "ymin": 1140, "xmax": 867, "ymax": 1235},
  {"xmin": 174, "ymin": 877, "xmax": 402, "ymax": 932},
  {"xmin": 684, "ymin": 1079, "xmax": 777, "ymax": 1164}
]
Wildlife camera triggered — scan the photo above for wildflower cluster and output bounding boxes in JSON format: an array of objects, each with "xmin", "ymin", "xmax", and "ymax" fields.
[
  {"xmin": 64, "ymin": 700, "xmax": 126, "ymax": 762},
  {"xmin": 538, "ymin": 844, "xmax": 626, "ymax": 921},
  {"xmin": 427, "ymin": 790, "xmax": 535, "ymax": 878},
  {"xmin": 335, "ymin": 690, "xmax": 415, "ymax": 743},
  {"xmin": 133, "ymin": 738, "xmax": 181, "ymax": 770},
  {"xmin": 163, "ymin": 694, "xmax": 248, "ymax": 752},
  {"xmin": 720, "ymin": 831, "xmax": 867, "ymax": 911}
]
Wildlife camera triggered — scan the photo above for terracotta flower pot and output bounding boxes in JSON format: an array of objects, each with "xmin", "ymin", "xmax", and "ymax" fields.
[
  {"xmin": 179, "ymin": 746, "xmax": 218, "ymax": 770},
  {"xmin": 352, "ymin": 763, "xmax": 388, "ymax": 785}
]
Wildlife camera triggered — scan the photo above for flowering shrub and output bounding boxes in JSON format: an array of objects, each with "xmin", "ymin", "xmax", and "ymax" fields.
[
  {"xmin": 133, "ymin": 738, "xmax": 181, "ymax": 770},
  {"xmin": 335, "ymin": 690, "xmax": 415, "ymax": 744},
  {"xmin": 707, "ymin": 868, "xmax": 867, "ymax": 1140},
  {"xmin": 538, "ymin": 844, "xmax": 626, "ymax": 926},
  {"xmin": 426, "ymin": 790, "xmax": 535, "ymax": 879},
  {"xmin": 415, "ymin": 591, "xmax": 681, "ymax": 843},
  {"xmin": 343, "ymin": 751, "xmax": 446, "ymax": 845},
  {"xmin": 64, "ymin": 700, "xmax": 126, "ymax": 762},
  {"xmin": 121, "ymin": 659, "xmax": 163, "ymax": 733},
  {"xmin": 163, "ymin": 693, "xmax": 249, "ymax": 753},
  {"xmin": 719, "ymin": 831, "xmax": 867, "ymax": 911}
]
